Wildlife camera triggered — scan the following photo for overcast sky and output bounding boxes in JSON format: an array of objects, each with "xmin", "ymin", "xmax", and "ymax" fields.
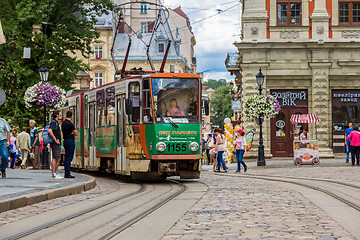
[{"xmin": 163, "ymin": 0, "xmax": 241, "ymax": 81}]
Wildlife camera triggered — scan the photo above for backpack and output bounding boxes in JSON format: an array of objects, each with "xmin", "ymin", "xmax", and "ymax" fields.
[{"xmin": 42, "ymin": 120, "xmax": 57, "ymax": 145}]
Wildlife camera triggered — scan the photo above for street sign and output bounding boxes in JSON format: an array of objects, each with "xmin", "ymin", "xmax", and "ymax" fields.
[{"xmin": 0, "ymin": 88, "xmax": 6, "ymax": 106}]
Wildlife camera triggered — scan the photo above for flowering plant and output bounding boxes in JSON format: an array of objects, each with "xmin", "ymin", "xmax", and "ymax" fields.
[
  {"xmin": 243, "ymin": 94, "xmax": 280, "ymax": 120},
  {"xmin": 24, "ymin": 82, "xmax": 66, "ymax": 109}
]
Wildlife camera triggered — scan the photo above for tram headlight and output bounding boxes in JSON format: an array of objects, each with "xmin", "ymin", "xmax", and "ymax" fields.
[
  {"xmin": 156, "ymin": 142, "xmax": 166, "ymax": 152},
  {"xmin": 189, "ymin": 142, "xmax": 199, "ymax": 152}
]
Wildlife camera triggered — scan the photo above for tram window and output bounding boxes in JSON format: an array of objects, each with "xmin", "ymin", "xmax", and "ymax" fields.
[
  {"xmin": 97, "ymin": 106, "xmax": 106, "ymax": 127},
  {"xmin": 76, "ymin": 97, "xmax": 80, "ymax": 128},
  {"xmin": 84, "ymin": 96, "xmax": 88, "ymax": 128},
  {"xmin": 106, "ymin": 87, "xmax": 116, "ymax": 126},
  {"xmin": 151, "ymin": 78, "xmax": 199, "ymax": 123},
  {"xmin": 143, "ymin": 79, "xmax": 152, "ymax": 123},
  {"xmin": 128, "ymin": 82, "xmax": 141, "ymax": 124}
]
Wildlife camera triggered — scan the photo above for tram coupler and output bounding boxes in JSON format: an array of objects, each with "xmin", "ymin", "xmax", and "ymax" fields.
[{"xmin": 158, "ymin": 162, "xmax": 177, "ymax": 173}]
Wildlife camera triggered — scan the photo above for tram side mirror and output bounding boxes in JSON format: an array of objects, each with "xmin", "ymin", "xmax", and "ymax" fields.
[
  {"xmin": 125, "ymin": 98, "xmax": 133, "ymax": 115},
  {"xmin": 204, "ymin": 100, "xmax": 210, "ymax": 116}
]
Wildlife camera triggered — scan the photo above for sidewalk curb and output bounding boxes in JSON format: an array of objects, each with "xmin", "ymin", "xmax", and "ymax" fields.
[{"xmin": 0, "ymin": 175, "xmax": 96, "ymax": 213}]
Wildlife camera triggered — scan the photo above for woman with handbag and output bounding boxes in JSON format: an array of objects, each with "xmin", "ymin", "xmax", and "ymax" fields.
[
  {"xmin": 234, "ymin": 129, "xmax": 247, "ymax": 172},
  {"xmin": 214, "ymin": 128, "xmax": 227, "ymax": 172}
]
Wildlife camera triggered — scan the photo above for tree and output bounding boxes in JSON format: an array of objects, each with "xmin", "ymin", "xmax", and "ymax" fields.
[
  {"xmin": 210, "ymin": 85, "xmax": 232, "ymax": 127},
  {"xmin": 0, "ymin": 0, "xmax": 114, "ymax": 128},
  {"xmin": 203, "ymin": 79, "xmax": 227, "ymax": 90}
]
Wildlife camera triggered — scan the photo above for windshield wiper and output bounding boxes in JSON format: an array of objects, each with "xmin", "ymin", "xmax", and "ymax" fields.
[{"xmin": 157, "ymin": 111, "xmax": 178, "ymax": 128}]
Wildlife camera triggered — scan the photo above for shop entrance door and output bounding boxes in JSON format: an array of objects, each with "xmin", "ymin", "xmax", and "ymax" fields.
[{"xmin": 271, "ymin": 108, "xmax": 307, "ymax": 157}]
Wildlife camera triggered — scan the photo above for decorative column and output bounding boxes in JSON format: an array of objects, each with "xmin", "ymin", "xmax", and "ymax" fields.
[
  {"xmin": 310, "ymin": 0, "xmax": 331, "ymax": 41},
  {"xmin": 310, "ymin": 51, "xmax": 334, "ymax": 158},
  {"xmin": 241, "ymin": 63, "xmax": 272, "ymax": 159},
  {"xmin": 242, "ymin": 0, "xmax": 268, "ymax": 41}
]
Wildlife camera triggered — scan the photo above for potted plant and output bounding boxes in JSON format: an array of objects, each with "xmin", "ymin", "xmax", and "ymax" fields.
[
  {"xmin": 243, "ymin": 94, "xmax": 280, "ymax": 120},
  {"xmin": 24, "ymin": 82, "xmax": 66, "ymax": 109}
]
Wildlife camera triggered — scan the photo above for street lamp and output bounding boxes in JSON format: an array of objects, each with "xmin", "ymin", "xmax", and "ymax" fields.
[
  {"xmin": 256, "ymin": 68, "xmax": 266, "ymax": 166},
  {"xmin": 39, "ymin": 62, "xmax": 50, "ymax": 169}
]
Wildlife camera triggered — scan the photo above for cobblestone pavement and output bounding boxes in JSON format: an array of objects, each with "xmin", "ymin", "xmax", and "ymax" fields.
[
  {"xmin": 0, "ymin": 177, "xmax": 119, "ymax": 226},
  {"xmin": 163, "ymin": 166, "xmax": 358, "ymax": 240}
]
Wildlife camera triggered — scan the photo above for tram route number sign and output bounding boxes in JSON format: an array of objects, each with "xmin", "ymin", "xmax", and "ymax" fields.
[{"xmin": 167, "ymin": 143, "xmax": 187, "ymax": 152}]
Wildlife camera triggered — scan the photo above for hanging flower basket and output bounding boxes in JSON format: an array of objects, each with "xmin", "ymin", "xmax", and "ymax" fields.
[
  {"xmin": 24, "ymin": 82, "xmax": 66, "ymax": 109},
  {"xmin": 243, "ymin": 94, "xmax": 280, "ymax": 120}
]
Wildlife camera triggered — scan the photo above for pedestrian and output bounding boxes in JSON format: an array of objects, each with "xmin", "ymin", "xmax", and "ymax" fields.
[
  {"xmin": 345, "ymin": 122, "xmax": 353, "ymax": 163},
  {"xmin": 29, "ymin": 120, "xmax": 40, "ymax": 169},
  {"xmin": 213, "ymin": 128, "xmax": 227, "ymax": 172},
  {"xmin": 61, "ymin": 111, "xmax": 79, "ymax": 178},
  {"xmin": 48, "ymin": 110, "xmax": 63, "ymax": 179},
  {"xmin": 9, "ymin": 129, "xmax": 18, "ymax": 169},
  {"xmin": 205, "ymin": 134, "xmax": 213, "ymax": 165},
  {"xmin": 0, "ymin": 117, "xmax": 11, "ymax": 178},
  {"xmin": 347, "ymin": 125, "xmax": 360, "ymax": 166},
  {"xmin": 234, "ymin": 129, "xmax": 248, "ymax": 172},
  {"xmin": 16, "ymin": 126, "xmax": 31, "ymax": 169}
]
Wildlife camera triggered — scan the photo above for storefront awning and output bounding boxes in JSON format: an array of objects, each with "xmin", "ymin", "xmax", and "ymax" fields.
[{"xmin": 290, "ymin": 114, "xmax": 320, "ymax": 123}]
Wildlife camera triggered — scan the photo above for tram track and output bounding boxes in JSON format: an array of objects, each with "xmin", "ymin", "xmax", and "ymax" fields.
[
  {"xmin": 2, "ymin": 180, "xmax": 187, "ymax": 240},
  {"xmin": 3, "ymin": 181, "xmax": 145, "ymax": 240},
  {"xmin": 95, "ymin": 180, "xmax": 187, "ymax": 240},
  {"xmin": 210, "ymin": 171, "xmax": 360, "ymax": 212}
]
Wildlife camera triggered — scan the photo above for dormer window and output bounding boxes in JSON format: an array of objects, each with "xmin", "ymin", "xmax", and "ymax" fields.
[
  {"xmin": 141, "ymin": 3, "xmax": 147, "ymax": 14},
  {"xmin": 159, "ymin": 43, "xmax": 164, "ymax": 53},
  {"xmin": 277, "ymin": 1, "xmax": 301, "ymax": 25}
]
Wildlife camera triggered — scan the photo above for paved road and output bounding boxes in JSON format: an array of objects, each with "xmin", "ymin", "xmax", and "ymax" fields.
[{"xmin": 163, "ymin": 163, "xmax": 360, "ymax": 239}]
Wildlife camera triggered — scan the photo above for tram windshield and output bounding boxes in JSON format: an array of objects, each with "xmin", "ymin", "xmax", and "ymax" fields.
[{"xmin": 151, "ymin": 78, "xmax": 199, "ymax": 123}]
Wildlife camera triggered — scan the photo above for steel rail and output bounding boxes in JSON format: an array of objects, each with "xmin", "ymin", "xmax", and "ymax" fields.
[
  {"xmin": 95, "ymin": 180, "xmax": 187, "ymax": 240},
  {"xmin": 4, "ymin": 182, "xmax": 145, "ymax": 240},
  {"xmin": 213, "ymin": 173, "xmax": 360, "ymax": 212},
  {"xmin": 244, "ymin": 173, "xmax": 360, "ymax": 190}
]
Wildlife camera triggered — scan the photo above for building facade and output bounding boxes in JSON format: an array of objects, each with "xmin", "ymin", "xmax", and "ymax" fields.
[
  {"xmin": 74, "ymin": 1, "xmax": 196, "ymax": 89},
  {"xmin": 229, "ymin": 0, "xmax": 360, "ymax": 158}
]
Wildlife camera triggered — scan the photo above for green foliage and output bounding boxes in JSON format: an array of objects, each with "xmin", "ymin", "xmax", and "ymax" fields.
[
  {"xmin": 0, "ymin": 0, "xmax": 114, "ymax": 128},
  {"xmin": 203, "ymin": 79, "xmax": 227, "ymax": 90},
  {"xmin": 210, "ymin": 85, "xmax": 233, "ymax": 127}
]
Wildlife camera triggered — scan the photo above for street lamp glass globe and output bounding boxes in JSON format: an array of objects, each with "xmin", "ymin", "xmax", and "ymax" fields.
[
  {"xmin": 39, "ymin": 62, "xmax": 49, "ymax": 82},
  {"xmin": 256, "ymin": 68, "xmax": 264, "ymax": 87}
]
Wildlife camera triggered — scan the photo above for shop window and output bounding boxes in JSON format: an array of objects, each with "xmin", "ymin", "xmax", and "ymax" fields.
[
  {"xmin": 94, "ymin": 45, "xmax": 103, "ymax": 59},
  {"xmin": 339, "ymin": 1, "xmax": 360, "ymax": 24},
  {"xmin": 275, "ymin": 112, "xmax": 286, "ymax": 137},
  {"xmin": 277, "ymin": 1, "xmax": 301, "ymax": 25}
]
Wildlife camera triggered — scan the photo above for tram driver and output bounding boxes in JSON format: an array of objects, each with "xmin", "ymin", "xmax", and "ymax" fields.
[{"xmin": 166, "ymin": 98, "xmax": 185, "ymax": 117}]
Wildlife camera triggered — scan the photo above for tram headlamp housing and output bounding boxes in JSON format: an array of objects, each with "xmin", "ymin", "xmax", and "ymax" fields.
[
  {"xmin": 156, "ymin": 142, "xmax": 166, "ymax": 152},
  {"xmin": 189, "ymin": 142, "xmax": 199, "ymax": 152}
]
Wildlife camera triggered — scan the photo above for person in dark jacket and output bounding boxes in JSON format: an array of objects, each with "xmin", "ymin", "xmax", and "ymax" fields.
[{"xmin": 61, "ymin": 111, "xmax": 79, "ymax": 178}]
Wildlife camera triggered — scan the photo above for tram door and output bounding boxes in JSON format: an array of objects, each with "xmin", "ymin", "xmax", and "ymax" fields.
[
  {"xmin": 116, "ymin": 96, "xmax": 127, "ymax": 172},
  {"xmin": 89, "ymin": 102, "xmax": 96, "ymax": 167}
]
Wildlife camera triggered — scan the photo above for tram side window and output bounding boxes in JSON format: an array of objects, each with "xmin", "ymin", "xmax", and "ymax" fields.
[
  {"xmin": 76, "ymin": 97, "xmax": 80, "ymax": 128},
  {"xmin": 96, "ymin": 89, "xmax": 106, "ymax": 127},
  {"xmin": 84, "ymin": 96, "xmax": 88, "ymax": 128},
  {"xmin": 106, "ymin": 87, "xmax": 116, "ymax": 126},
  {"xmin": 128, "ymin": 82, "xmax": 140, "ymax": 124},
  {"xmin": 143, "ymin": 79, "xmax": 152, "ymax": 123}
]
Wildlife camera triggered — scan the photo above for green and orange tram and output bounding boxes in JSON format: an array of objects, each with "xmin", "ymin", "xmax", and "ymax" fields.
[{"xmin": 57, "ymin": 72, "xmax": 205, "ymax": 180}]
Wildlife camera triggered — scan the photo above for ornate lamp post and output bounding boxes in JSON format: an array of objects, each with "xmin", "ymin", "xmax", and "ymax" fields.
[
  {"xmin": 256, "ymin": 68, "xmax": 266, "ymax": 166},
  {"xmin": 39, "ymin": 62, "xmax": 50, "ymax": 169}
]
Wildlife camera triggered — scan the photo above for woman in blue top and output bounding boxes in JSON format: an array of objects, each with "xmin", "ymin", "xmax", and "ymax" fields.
[{"xmin": 345, "ymin": 122, "xmax": 353, "ymax": 163}]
